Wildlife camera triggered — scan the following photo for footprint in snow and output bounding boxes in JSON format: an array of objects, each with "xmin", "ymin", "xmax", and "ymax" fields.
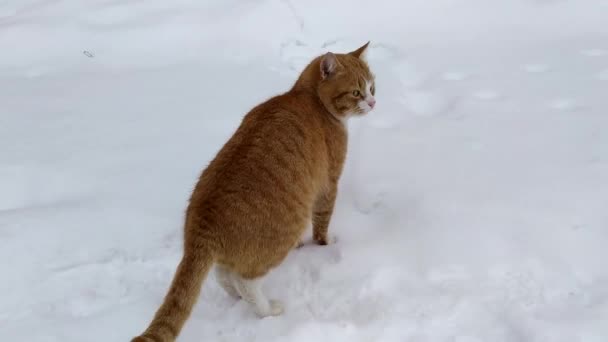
[
  {"xmin": 581, "ymin": 49, "xmax": 607, "ymax": 57},
  {"xmin": 596, "ymin": 69, "xmax": 608, "ymax": 81},
  {"xmin": 441, "ymin": 71, "xmax": 469, "ymax": 81},
  {"xmin": 523, "ymin": 63, "xmax": 550, "ymax": 73},
  {"xmin": 401, "ymin": 90, "xmax": 456, "ymax": 117},
  {"xmin": 472, "ymin": 90, "xmax": 501, "ymax": 100},
  {"xmin": 0, "ymin": 8, "xmax": 16, "ymax": 18},
  {"xmin": 548, "ymin": 98, "xmax": 583, "ymax": 112},
  {"xmin": 393, "ymin": 61, "xmax": 428, "ymax": 88},
  {"xmin": 454, "ymin": 336, "xmax": 483, "ymax": 342}
]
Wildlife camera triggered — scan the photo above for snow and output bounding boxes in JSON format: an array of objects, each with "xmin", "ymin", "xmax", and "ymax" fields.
[{"xmin": 1, "ymin": 0, "xmax": 608, "ymax": 341}]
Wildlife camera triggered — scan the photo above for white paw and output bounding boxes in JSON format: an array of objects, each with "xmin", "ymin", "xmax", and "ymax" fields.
[
  {"xmin": 269, "ymin": 299, "xmax": 284, "ymax": 316},
  {"xmin": 256, "ymin": 300, "xmax": 284, "ymax": 317}
]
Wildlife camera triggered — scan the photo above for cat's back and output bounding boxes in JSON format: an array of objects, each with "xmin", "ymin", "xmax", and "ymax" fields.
[{"xmin": 187, "ymin": 92, "xmax": 335, "ymax": 229}]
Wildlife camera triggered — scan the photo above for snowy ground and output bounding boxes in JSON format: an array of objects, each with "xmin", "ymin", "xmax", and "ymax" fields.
[{"xmin": 1, "ymin": 0, "xmax": 608, "ymax": 341}]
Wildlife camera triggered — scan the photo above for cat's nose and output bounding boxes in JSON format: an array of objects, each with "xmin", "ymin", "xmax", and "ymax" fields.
[{"xmin": 367, "ymin": 98, "xmax": 376, "ymax": 109}]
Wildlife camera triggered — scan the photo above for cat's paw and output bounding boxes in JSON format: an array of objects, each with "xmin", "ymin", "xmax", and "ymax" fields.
[
  {"xmin": 314, "ymin": 234, "xmax": 337, "ymax": 246},
  {"xmin": 269, "ymin": 299, "xmax": 284, "ymax": 315},
  {"xmin": 255, "ymin": 300, "xmax": 284, "ymax": 317},
  {"xmin": 294, "ymin": 239, "xmax": 305, "ymax": 249}
]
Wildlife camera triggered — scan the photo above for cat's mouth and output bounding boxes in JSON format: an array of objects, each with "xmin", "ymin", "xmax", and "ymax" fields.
[{"xmin": 358, "ymin": 101, "xmax": 376, "ymax": 114}]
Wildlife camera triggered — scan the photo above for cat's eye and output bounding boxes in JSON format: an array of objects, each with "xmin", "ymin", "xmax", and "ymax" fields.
[{"xmin": 352, "ymin": 90, "xmax": 361, "ymax": 97}]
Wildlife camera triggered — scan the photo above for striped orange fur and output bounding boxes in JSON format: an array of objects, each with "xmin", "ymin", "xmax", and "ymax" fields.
[{"xmin": 132, "ymin": 42, "xmax": 376, "ymax": 342}]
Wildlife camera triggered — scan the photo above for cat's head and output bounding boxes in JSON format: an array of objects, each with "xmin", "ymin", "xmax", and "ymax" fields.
[{"xmin": 315, "ymin": 42, "xmax": 376, "ymax": 120}]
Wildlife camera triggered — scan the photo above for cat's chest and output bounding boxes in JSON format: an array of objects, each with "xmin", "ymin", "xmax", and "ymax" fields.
[{"xmin": 324, "ymin": 125, "xmax": 348, "ymax": 178}]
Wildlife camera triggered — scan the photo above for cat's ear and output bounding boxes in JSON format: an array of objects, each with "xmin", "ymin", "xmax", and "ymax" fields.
[
  {"xmin": 349, "ymin": 41, "xmax": 370, "ymax": 60},
  {"xmin": 320, "ymin": 52, "xmax": 339, "ymax": 79}
]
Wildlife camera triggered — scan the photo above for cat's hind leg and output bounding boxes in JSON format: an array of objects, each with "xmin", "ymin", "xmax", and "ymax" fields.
[
  {"xmin": 215, "ymin": 265, "xmax": 240, "ymax": 299},
  {"xmin": 233, "ymin": 274, "xmax": 283, "ymax": 317}
]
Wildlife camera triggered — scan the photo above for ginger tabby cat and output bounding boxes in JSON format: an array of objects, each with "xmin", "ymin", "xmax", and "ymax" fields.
[{"xmin": 132, "ymin": 42, "xmax": 376, "ymax": 342}]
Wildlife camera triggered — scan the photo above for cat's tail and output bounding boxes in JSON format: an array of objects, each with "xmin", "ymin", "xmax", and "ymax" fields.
[{"xmin": 131, "ymin": 246, "xmax": 214, "ymax": 342}]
